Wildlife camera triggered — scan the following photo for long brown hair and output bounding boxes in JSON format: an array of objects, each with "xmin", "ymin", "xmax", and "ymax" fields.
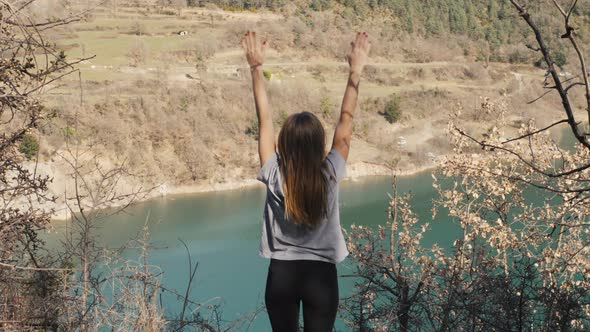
[{"xmin": 278, "ymin": 112, "xmax": 328, "ymax": 227}]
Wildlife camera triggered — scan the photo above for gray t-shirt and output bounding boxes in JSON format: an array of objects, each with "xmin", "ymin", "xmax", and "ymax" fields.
[{"xmin": 256, "ymin": 148, "xmax": 349, "ymax": 264}]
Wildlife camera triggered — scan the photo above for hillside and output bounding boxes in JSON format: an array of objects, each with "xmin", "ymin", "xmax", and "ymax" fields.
[{"xmin": 21, "ymin": 2, "xmax": 588, "ymax": 218}]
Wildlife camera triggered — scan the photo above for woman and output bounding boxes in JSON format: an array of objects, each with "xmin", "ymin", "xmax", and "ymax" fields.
[{"xmin": 241, "ymin": 31, "xmax": 370, "ymax": 331}]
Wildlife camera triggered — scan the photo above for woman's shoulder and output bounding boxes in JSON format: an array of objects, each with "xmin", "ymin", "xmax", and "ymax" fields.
[
  {"xmin": 256, "ymin": 152, "xmax": 279, "ymax": 185},
  {"xmin": 325, "ymin": 149, "xmax": 347, "ymax": 182}
]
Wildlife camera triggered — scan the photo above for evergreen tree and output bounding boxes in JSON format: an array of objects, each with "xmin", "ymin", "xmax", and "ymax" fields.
[{"xmin": 449, "ymin": 3, "xmax": 468, "ymax": 34}]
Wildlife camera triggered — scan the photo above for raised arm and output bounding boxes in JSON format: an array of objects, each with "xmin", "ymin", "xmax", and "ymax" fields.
[
  {"xmin": 241, "ymin": 31, "xmax": 275, "ymax": 167},
  {"xmin": 332, "ymin": 32, "xmax": 371, "ymax": 161}
]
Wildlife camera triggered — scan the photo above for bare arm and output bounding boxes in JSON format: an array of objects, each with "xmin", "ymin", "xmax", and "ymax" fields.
[
  {"xmin": 332, "ymin": 32, "xmax": 371, "ymax": 161},
  {"xmin": 242, "ymin": 31, "xmax": 275, "ymax": 166}
]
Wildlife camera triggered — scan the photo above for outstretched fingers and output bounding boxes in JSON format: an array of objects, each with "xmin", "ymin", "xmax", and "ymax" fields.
[
  {"xmin": 361, "ymin": 32, "xmax": 369, "ymax": 50},
  {"xmin": 354, "ymin": 32, "xmax": 369, "ymax": 53},
  {"xmin": 252, "ymin": 31, "xmax": 258, "ymax": 51},
  {"xmin": 241, "ymin": 35, "xmax": 248, "ymax": 52},
  {"xmin": 246, "ymin": 31, "xmax": 253, "ymax": 51},
  {"xmin": 243, "ymin": 30, "xmax": 267, "ymax": 53},
  {"xmin": 352, "ymin": 32, "xmax": 371, "ymax": 53}
]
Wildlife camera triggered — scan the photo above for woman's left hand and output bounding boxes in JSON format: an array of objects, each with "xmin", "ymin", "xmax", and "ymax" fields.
[{"xmin": 241, "ymin": 30, "xmax": 267, "ymax": 69}]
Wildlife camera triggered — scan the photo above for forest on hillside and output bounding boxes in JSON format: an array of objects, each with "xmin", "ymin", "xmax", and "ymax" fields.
[{"xmin": 148, "ymin": 0, "xmax": 590, "ymax": 66}]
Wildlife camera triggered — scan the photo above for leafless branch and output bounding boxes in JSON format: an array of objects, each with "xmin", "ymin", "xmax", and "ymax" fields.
[{"xmin": 501, "ymin": 119, "xmax": 569, "ymax": 144}]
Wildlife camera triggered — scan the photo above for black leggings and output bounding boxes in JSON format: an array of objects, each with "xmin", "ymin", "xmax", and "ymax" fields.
[{"xmin": 265, "ymin": 258, "xmax": 339, "ymax": 332}]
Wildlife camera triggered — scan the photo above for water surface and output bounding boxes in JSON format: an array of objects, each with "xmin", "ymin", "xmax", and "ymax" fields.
[{"xmin": 47, "ymin": 171, "xmax": 456, "ymax": 330}]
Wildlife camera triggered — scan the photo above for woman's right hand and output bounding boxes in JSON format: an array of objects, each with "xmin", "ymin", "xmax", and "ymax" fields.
[
  {"xmin": 347, "ymin": 32, "xmax": 371, "ymax": 74},
  {"xmin": 241, "ymin": 30, "xmax": 267, "ymax": 69}
]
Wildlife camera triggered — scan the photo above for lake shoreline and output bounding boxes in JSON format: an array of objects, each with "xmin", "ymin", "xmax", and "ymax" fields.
[
  {"xmin": 46, "ymin": 124, "xmax": 574, "ymax": 222},
  {"xmin": 49, "ymin": 161, "xmax": 437, "ymax": 221}
]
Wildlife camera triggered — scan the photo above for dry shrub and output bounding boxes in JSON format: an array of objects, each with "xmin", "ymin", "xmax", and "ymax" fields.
[
  {"xmin": 488, "ymin": 67, "xmax": 510, "ymax": 81},
  {"xmin": 433, "ymin": 64, "xmax": 487, "ymax": 81},
  {"xmin": 127, "ymin": 39, "xmax": 150, "ymax": 66},
  {"xmin": 402, "ymin": 47, "xmax": 433, "ymax": 63},
  {"xmin": 127, "ymin": 20, "xmax": 148, "ymax": 35},
  {"xmin": 432, "ymin": 67, "xmax": 450, "ymax": 81},
  {"xmin": 361, "ymin": 96, "xmax": 387, "ymax": 114},
  {"xmin": 363, "ymin": 65, "xmax": 379, "ymax": 81},
  {"xmin": 169, "ymin": 37, "xmax": 220, "ymax": 63},
  {"xmin": 224, "ymin": 20, "xmax": 255, "ymax": 46},
  {"xmin": 407, "ymin": 67, "xmax": 425, "ymax": 80},
  {"xmin": 345, "ymin": 96, "xmax": 590, "ymax": 330},
  {"xmin": 308, "ymin": 64, "xmax": 330, "ymax": 82},
  {"xmin": 505, "ymin": 44, "xmax": 532, "ymax": 64},
  {"xmin": 175, "ymin": 137, "xmax": 215, "ymax": 181},
  {"xmin": 424, "ymin": 135, "xmax": 452, "ymax": 152},
  {"xmin": 462, "ymin": 63, "xmax": 487, "ymax": 80},
  {"xmin": 256, "ymin": 19, "xmax": 295, "ymax": 52},
  {"xmin": 49, "ymin": 80, "xmax": 258, "ymax": 187},
  {"xmin": 267, "ymin": 80, "xmax": 322, "ymax": 121}
]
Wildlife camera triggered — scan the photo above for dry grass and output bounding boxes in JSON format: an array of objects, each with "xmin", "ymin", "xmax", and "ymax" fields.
[{"xmin": 34, "ymin": 4, "xmax": 579, "ymax": 201}]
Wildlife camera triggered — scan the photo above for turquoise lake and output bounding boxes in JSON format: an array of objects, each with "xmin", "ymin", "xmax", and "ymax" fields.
[
  {"xmin": 46, "ymin": 170, "xmax": 461, "ymax": 330},
  {"xmin": 44, "ymin": 128, "xmax": 574, "ymax": 331},
  {"xmin": 44, "ymin": 128, "xmax": 577, "ymax": 330}
]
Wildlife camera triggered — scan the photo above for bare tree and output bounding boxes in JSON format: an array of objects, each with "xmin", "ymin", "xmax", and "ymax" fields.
[
  {"xmin": 1, "ymin": 1, "xmax": 260, "ymax": 330},
  {"xmin": 345, "ymin": 98, "xmax": 590, "ymax": 330},
  {"xmin": 342, "ymin": 178, "xmax": 434, "ymax": 332},
  {"xmin": 0, "ymin": 0, "xmax": 94, "ymax": 328},
  {"xmin": 453, "ymin": 0, "xmax": 590, "ymax": 194},
  {"xmin": 50, "ymin": 131, "xmax": 262, "ymax": 331},
  {"xmin": 344, "ymin": 2, "xmax": 590, "ymax": 330}
]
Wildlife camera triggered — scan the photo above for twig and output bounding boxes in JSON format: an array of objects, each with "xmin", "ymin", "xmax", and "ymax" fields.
[{"xmin": 501, "ymin": 119, "xmax": 569, "ymax": 144}]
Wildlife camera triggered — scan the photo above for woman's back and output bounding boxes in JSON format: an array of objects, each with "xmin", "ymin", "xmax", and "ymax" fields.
[{"xmin": 257, "ymin": 148, "xmax": 349, "ymax": 264}]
